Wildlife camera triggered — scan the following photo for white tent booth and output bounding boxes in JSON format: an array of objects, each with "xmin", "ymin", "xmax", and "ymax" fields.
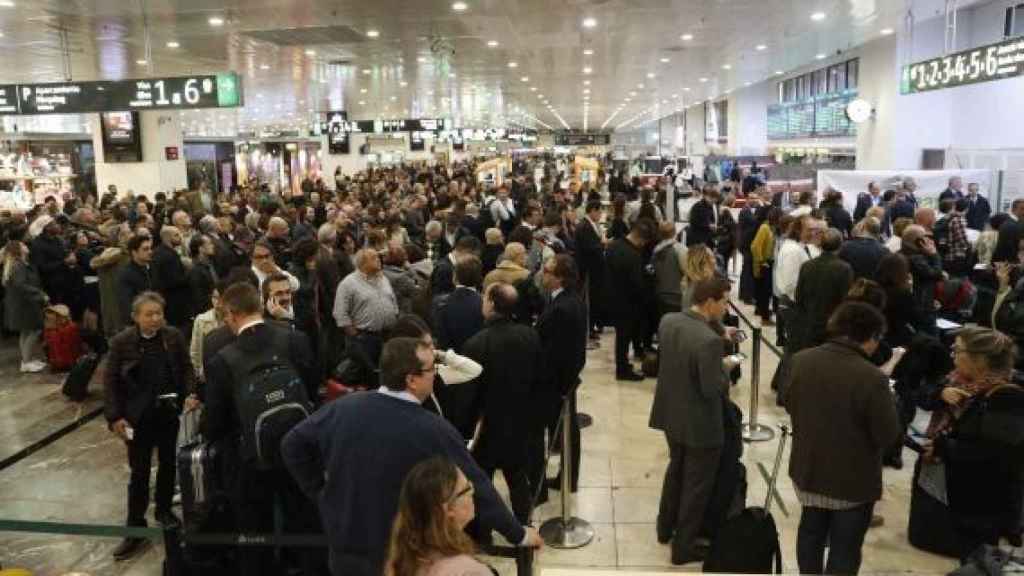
[{"xmin": 816, "ymin": 169, "xmax": 997, "ymax": 210}]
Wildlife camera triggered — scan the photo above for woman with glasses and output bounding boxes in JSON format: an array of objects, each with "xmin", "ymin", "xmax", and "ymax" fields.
[
  {"xmin": 384, "ymin": 456, "xmax": 496, "ymax": 576},
  {"xmin": 922, "ymin": 327, "xmax": 1024, "ymax": 557}
]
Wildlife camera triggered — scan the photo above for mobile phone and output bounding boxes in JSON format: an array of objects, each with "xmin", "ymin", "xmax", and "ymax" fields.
[{"xmin": 727, "ymin": 352, "xmax": 747, "ymax": 364}]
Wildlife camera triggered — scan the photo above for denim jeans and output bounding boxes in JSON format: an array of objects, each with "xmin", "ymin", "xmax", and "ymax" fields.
[{"xmin": 797, "ymin": 502, "xmax": 875, "ymax": 575}]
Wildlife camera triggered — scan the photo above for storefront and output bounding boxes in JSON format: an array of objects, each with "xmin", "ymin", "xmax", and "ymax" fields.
[
  {"xmin": 0, "ymin": 138, "xmax": 93, "ymax": 208},
  {"xmin": 235, "ymin": 140, "xmax": 323, "ymax": 196},
  {"xmin": 184, "ymin": 141, "xmax": 236, "ymax": 197}
]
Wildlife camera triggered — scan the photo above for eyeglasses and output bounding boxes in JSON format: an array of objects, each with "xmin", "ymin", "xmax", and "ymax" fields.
[
  {"xmin": 448, "ymin": 483, "xmax": 474, "ymax": 504},
  {"xmin": 414, "ymin": 364, "xmax": 437, "ymax": 376}
]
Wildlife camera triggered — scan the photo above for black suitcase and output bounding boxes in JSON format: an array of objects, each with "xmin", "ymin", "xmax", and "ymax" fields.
[
  {"xmin": 177, "ymin": 440, "xmax": 224, "ymax": 532},
  {"xmin": 703, "ymin": 424, "xmax": 788, "ymax": 574},
  {"xmin": 62, "ymin": 353, "xmax": 99, "ymax": 402},
  {"xmin": 908, "ymin": 457, "xmax": 960, "ymax": 557}
]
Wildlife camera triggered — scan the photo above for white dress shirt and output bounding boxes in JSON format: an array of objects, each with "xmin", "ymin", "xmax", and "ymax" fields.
[{"xmin": 774, "ymin": 239, "xmax": 820, "ymax": 300}]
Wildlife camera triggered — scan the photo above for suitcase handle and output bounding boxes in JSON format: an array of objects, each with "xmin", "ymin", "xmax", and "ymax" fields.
[{"xmin": 763, "ymin": 423, "xmax": 790, "ymax": 514}]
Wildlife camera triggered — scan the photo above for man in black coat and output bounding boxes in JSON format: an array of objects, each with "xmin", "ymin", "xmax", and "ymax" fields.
[
  {"xmin": 117, "ymin": 234, "xmax": 154, "ymax": 329},
  {"xmin": 686, "ymin": 186, "xmax": 720, "ymax": 248},
  {"xmin": 201, "ymin": 282, "xmax": 319, "ymax": 576},
  {"xmin": 152, "ymin": 226, "xmax": 193, "ymax": 331},
  {"xmin": 463, "ymin": 282, "xmax": 542, "ymax": 525},
  {"xmin": 788, "ymin": 229, "xmax": 854, "ymax": 357},
  {"xmin": 853, "ymin": 182, "xmax": 883, "ymax": 222},
  {"xmin": 30, "ymin": 216, "xmax": 75, "ymax": 306},
  {"xmin": 606, "ymin": 218, "xmax": 656, "ymax": 380},
  {"xmin": 964, "ymin": 183, "xmax": 992, "ymax": 231},
  {"xmin": 992, "ymin": 200, "xmax": 1024, "ymax": 263},
  {"xmin": 737, "ymin": 194, "xmax": 763, "ymax": 304},
  {"xmin": 575, "ymin": 200, "xmax": 606, "ymax": 337},
  {"xmin": 838, "ymin": 217, "xmax": 890, "ymax": 280},
  {"xmin": 430, "ymin": 235, "xmax": 481, "ymax": 298},
  {"xmin": 104, "ymin": 291, "xmax": 196, "ymax": 560},
  {"xmin": 533, "ymin": 255, "xmax": 588, "ymax": 500},
  {"xmin": 433, "ymin": 256, "xmax": 484, "ymax": 353},
  {"xmin": 939, "ymin": 176, "xmax": 965, "ymax": 204}
]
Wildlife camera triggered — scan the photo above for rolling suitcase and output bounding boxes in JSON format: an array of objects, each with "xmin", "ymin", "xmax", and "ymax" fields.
[
  {"xmin": 177, "ymin": 439, "xmax": 224, "ymax": 532},
  {"xmin": 703, "ymin": 424, "xmax": 788, "ymax": 574},
  {"xmin": 908, "ymin": 456, "xmax": 960, "ymax": 557},
  {"xmin": 61, "ymin": 353, "xmax": 99, "ymax": 402}
]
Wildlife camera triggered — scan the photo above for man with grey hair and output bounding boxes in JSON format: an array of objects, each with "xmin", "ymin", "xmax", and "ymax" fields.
[
  {"xmin": 839, "ymin": 216, "xmax": 890, "ymax": 280},
  {"xmin": 152, "ymin": 225, "xmax": 193, "ymax": 332},
  {"xmin": 104, "ymin": 290, "xmax": 196, "ymax": 560},
  {"xmin": 424, "ymin": 219, "xmax": 444, "ymax": 261},
  {"xmin": 901, "ymin": 177, "xmax": 919, "ymax": 206},
  {"xmin": 334, "ymin": 248, "xmax": 399, "ymax": 372},
  {"xmin": 899, "ymin": 224, "xmax": 942, "ymax": 335},
  {"xmin": 788, "ymin": 228, "xmax": 853, "ymax": 357},
  {"xmin": 263, "ymin": 216, "xmax": 292, "ymax": 267}
]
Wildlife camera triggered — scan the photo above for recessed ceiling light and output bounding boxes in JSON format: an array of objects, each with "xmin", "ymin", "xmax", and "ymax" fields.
[
  {"xmin": 400, "ymin": 81, "xmax": 408, "ymax": 87},
  {"xmin": 136, "ymin": 59, "xmax": 148, "ymax": 65},
  {"xmin": 520, "ymin": 76, "xmax": 529, "ymax": 82},
  {"xmin": 583, "ymin": 48, "xmax": 594, "ymax": 56},
  {"xmin": 360, "ymin": 88, "xmax": 367, "ymax": 94},
  {"xmin": 672, "ymin": 93, "xmax": 679, "ymax": 98},
  {"xmin": 259, "ymin": 63, "xmax": 270, "ymax": 70},
  {"xmin": 166, "ymin": 41, "xmax": 180, "ymax": 48},
  {"xmin": 816, "ymin": 53, "xmax": 826, "ymax": 60},
  {"xmin": 452, "ymin": 1, "xmax": 468, "ymax": 11},
  {"xmin": 362, "ymin": 68, "xmax": 371, "ymax": 74},
  {"xmin": 208, "ymin": 16, "xmax": 224, "ymax": 26},
  {"xmin": 756, "ymin": 44, "xmax": 767, "ymax": 51},
  {"xmin": 647, "ymin": 72, "xmax": 656, "ymax": 79},
  {"xmin": 305, "ymin": 49, "xmax": 316, "ymax": 56},
  {"xmin": 390, "ymin": 96, "xmax": 397, "ymax": 101},
  {"xmin": 449, "ymin": 72, "xmax": 456, "ymax": 78},
  {"xmin": 811, "ymin": 12, "xmax": 826, "ymax": 21},
  {"xmin": 880, "ymin": 28, "xmax": 894, "ymax": 35},
  {"xmin": 582, "ymin": 17, "xmax": 597, "ymax": 28},
  {"xmin": 629, "ymin": 91, "xmax": 636, "ymax": 96},
  {"xmin": 775, "ymin": 70, "xmax": 784, "ymax": 75},
  {"xmin": 418, "ymin": 56, "xmax": 428, "ymax": 63},
  {"xmin": 722, "ymin": 64, "xmax": 732, "ymax": 70},
  {"xmin": 487, "ymin": 40, "xmax": 499, "ymax": 47},
  {"xmin": 529, "ymin": 86, "xmax": 537, "ymax": 92},
  {"xmin": 744, "ymin": 82, "xmax": 752, "ymax": 87},
  {"xmin": 684, "ymin": 87, "xmax": 691, "ymax": 91},
  {"xmin": 625, "ymin": 97, "xmax": 631, "ymax": 102},
  {"xmin": 583, "ymin": 88, "xmax": 590, "ymax": 94},
  {"xmin": 583, "ymin": 80, "xmax": 591, "ymax": 86},
  {"xmin": 681, "ymin": 33, "xmax": 693, "ymax": 41},
  {"xmin": 699, "ymin": 77, "xmax": 708, "ymax": 83},
  {"xmin": 366, "ymin": 29, "xmax": 380, "ymax": 38},
  {"xmin": 508, "ymin": 61, "xmax": 518, "ymax": 68},
  {"xmin": 583, "ymin": 67, "xmax": 592, "ymax": 74},
  {"xmin": 358, "ymin": 100, "xmax": 366, "ymax": 105},
  {"xmin": 660, "ymin": 57, "xmax": 670, "ymax": 63},
  {"xmin": 637, "ymin": 83, "xmax": 644, "ymax": 89}
]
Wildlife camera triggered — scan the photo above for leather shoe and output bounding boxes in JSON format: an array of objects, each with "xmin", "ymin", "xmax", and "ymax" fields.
[
  {"xmin": 884, "ymin": 453, "xmax": 903, "ymax": 470},
  {"xmin": 616, "ymin": 370, "xmax": 644, "ymax": 382},
  {"xmin": 671, "ymin": 546, "xmax": 708, "ymax": 565},
  {"xmin": 112, "ymin": 537, "xmax": 150, "ymax": 561},
  {"xmin": 657, "ymin": 530, "xmax": 672, "ymax": 544}
]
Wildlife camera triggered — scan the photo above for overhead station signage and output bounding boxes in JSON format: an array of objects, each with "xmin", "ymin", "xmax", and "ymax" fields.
[
  {"xmin": 554, "ymin": 132, "xmax": 611, "ymax": 146},
  {"xmin": 901, "ymin": 36, "xmax": 1024, "ymax": 94},
  {"xmin": 0, "ymin": 73, "xmax": 242, "ymax": 115},
  {"xmin": 767, "ymin": 89, "xmax": 858, "ymax": 140},
  {"xmin": 317, "ymin": 116, "xmax": 448, "ymax": 135}
]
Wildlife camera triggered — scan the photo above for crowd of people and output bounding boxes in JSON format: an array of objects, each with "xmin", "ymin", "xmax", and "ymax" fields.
[{"xmin": 1, "ymin": 157, "xmax": 1023, "ymax": 576}]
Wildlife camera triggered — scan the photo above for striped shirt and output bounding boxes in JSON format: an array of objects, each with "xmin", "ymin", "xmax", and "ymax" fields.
[{"xmin": 795, "ymin": 487, "xmax": 864, "ymax": 511}]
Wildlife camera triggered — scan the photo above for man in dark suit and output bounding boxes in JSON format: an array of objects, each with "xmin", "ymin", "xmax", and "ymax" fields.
[
  {"xmin": 964, "ymin": 183, "xmax": 992, "ymax": 231},
  {"xmin": 838, "ymin": 217, "xmax": 889, "ymax": 279},
  {"xmin": 788, "ymin": 229, "xmax": 854, "ymax": 358},
  {"xmin": 152, "ymin": 226, "xmax": 193, "ymax": 332},
  {"xmin": 463, "ymin": 282, "xmax": 543, "ymax": 526},
  {"xmin": 575, "ymin": 200, "xmax": 606, "ymax": 338},
  {"xmin": 853, "ymin": 182, "xmax": 883, "ymax": 222},
  {"xmin": 738, "ymin": 194, "xmax": 763, "ymax": 304},
  {"xmin": 431, "ymin": 235, "xmax": 481, "ymax": 298},
  {"xmin": 649, "ymin": 277, "xmax": 737, "ymax": 565},
  {"xmin": 201, "ymin": 282, "xmax": 319, "ymax": 576},
  {"xmin": 992, "ymin": 200, "xmax": 1024, "ymax": 263},
  {"xmin": 534, "ymin": 255, "xmax": 588, "ymax": 500},
  {"xmin": 433, "ymin": 256, "xmax": 484, "ymax": 353},
  {"xmin": 606, "ymin": 218, "xmax": 656, "ymax": 380},
  {"xmin": 117, "ymin": 234, "xmax": 154, "ymax": 330},
  {"xmin": 104, "ymin": 291, "xmax": 196, "ymax": 560},
  {"xmin": 686, "ymin": 186, "xmax": 719, "ymax": 248},
  {"xmin": 939, "ymin": 175, "xmax": 965, "ymax": 204}
]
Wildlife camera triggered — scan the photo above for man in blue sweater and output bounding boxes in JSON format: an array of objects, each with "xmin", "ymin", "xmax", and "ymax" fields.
[{"xmin": 282, "ymin": 336, "xmax": 541, "ymax": 576}]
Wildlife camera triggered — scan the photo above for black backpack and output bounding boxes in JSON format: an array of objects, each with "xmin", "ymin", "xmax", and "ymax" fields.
[
  {"xmin": 478, "ymin": 197, "xmax": 497, "ymax": 230},
  {"xmin": 221, "ymin": 328, "xmax": 311, "ymax": 470},
  {"xmin": 62, "ymin": 353, "xmax": 100, "ymax": 402}
]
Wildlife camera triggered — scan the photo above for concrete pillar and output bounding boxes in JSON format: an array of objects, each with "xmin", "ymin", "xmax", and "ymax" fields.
[{"xmin": 92, "ymin": 110, "xmax": 187, "ymax": 199}]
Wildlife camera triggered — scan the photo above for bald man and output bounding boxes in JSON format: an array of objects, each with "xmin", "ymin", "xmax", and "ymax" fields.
[
  {"xmin": 262, "ymin": 216, "xmax": 292, "ymax": 267},
  {"xmin": 899, "ymin": 224, "xmax": 942, "ymax": 335}
]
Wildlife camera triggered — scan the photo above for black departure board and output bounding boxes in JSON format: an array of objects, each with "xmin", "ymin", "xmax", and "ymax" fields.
[
  {"xmin": 766, "ymin": 90, "xmax": 857, "ymax": 140},
  {"xmin": 6, "ymin": 73, "xmax": 242, "ymax": 115},
  {"xmin": 0, "ymin": 86, "xmax": 17, "ymax": 114},
  {"xmin": 902, "ymin": 36, "xmax": 1024, "ymax": 94},
  {"xmin": 554, "ymin": 132, "xmax": 611, "ymax": 145}
]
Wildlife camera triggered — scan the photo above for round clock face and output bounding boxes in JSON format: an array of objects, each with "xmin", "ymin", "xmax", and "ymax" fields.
[{"xmin": 846, "ymin": 99, "xmax": 872, "ymax": 123}]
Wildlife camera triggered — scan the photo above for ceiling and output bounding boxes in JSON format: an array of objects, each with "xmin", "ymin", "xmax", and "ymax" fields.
[{"xmin": 0, "ymin": 0, "xmax": 992, "ymax": 135}]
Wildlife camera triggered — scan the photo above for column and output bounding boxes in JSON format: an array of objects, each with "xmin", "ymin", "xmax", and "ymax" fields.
[{"xmin": 92, "ymin": 110, "xmax": 187, "ymax": 199}]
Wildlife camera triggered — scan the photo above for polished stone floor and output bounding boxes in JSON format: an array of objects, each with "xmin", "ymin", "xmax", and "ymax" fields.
[{"xmin": 0, "ymin": 295, "xmax": 960, "ymax": 575}]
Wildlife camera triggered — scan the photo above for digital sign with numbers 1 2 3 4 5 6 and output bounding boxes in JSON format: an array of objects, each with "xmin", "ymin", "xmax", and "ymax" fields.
[{"xmin": 902, "ymin": 37, "xmax": 1024, "ymax": 94}]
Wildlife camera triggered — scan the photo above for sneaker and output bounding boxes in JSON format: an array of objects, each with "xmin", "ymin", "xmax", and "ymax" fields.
[
  {"xmin": 20, "ymin": 360, "xmax": 46, "ymax": 373},
  {"xmin": 112, "ymin": 537, "xmax": 150, "ymax": 561}
]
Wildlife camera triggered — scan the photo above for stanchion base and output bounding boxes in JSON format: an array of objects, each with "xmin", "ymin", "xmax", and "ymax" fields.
[
  {"xmin": 539, "ymin": 516, "xmax": 595, "ymax": 549},
  {"xmin": 576, "ymin": 413, "xmax": 593, "ymax": 429},
  {"xmin": 742, "ymin": 423, "xmax": 776, "ymax": 443}
]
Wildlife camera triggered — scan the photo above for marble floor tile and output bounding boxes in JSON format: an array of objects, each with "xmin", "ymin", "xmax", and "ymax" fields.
[
  {"xmin": 533, "ymin": 522, "xmax": 618, "ymax": 568},
  {"xmin": 535, "ymin": 487, "xmax": 615, "ymax": 524},
  {"xmin": 611, "ymin": 487, "xmax": 662, "ymax": 524},
  {"xmin": 610, "ymin": 456, "xmax": 666, "ymax": 489}
]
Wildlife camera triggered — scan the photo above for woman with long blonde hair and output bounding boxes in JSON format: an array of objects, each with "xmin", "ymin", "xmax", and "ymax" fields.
[
  {"xmin": 2, "ymin": 239, "xmax": 49, "ymax": 372},
  {"xmin": 385, "ymin": 456, "xmax": 495, "ymax": 576},
  {"xmin": 680, "ymin": 244, "xmax": 717, "ymax": 310}
]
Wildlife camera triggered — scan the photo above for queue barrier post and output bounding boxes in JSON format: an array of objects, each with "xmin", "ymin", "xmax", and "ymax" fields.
[
  {"xmin": 538, "ymin": 396, "xmax": 594, "ymax": 549},
  {"xmin": 741, "ymin": 327, "xmax": 775, "ymax": 443}
]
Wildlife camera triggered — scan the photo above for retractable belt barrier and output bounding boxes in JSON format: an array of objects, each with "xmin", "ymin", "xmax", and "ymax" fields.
[
  {"xmin": 728, "ymin": 302, "xmax": 781, "ymax": 443},
  {"xmin": 0, "ymin": 405, "xmax": 104, "ymax": 473}
]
